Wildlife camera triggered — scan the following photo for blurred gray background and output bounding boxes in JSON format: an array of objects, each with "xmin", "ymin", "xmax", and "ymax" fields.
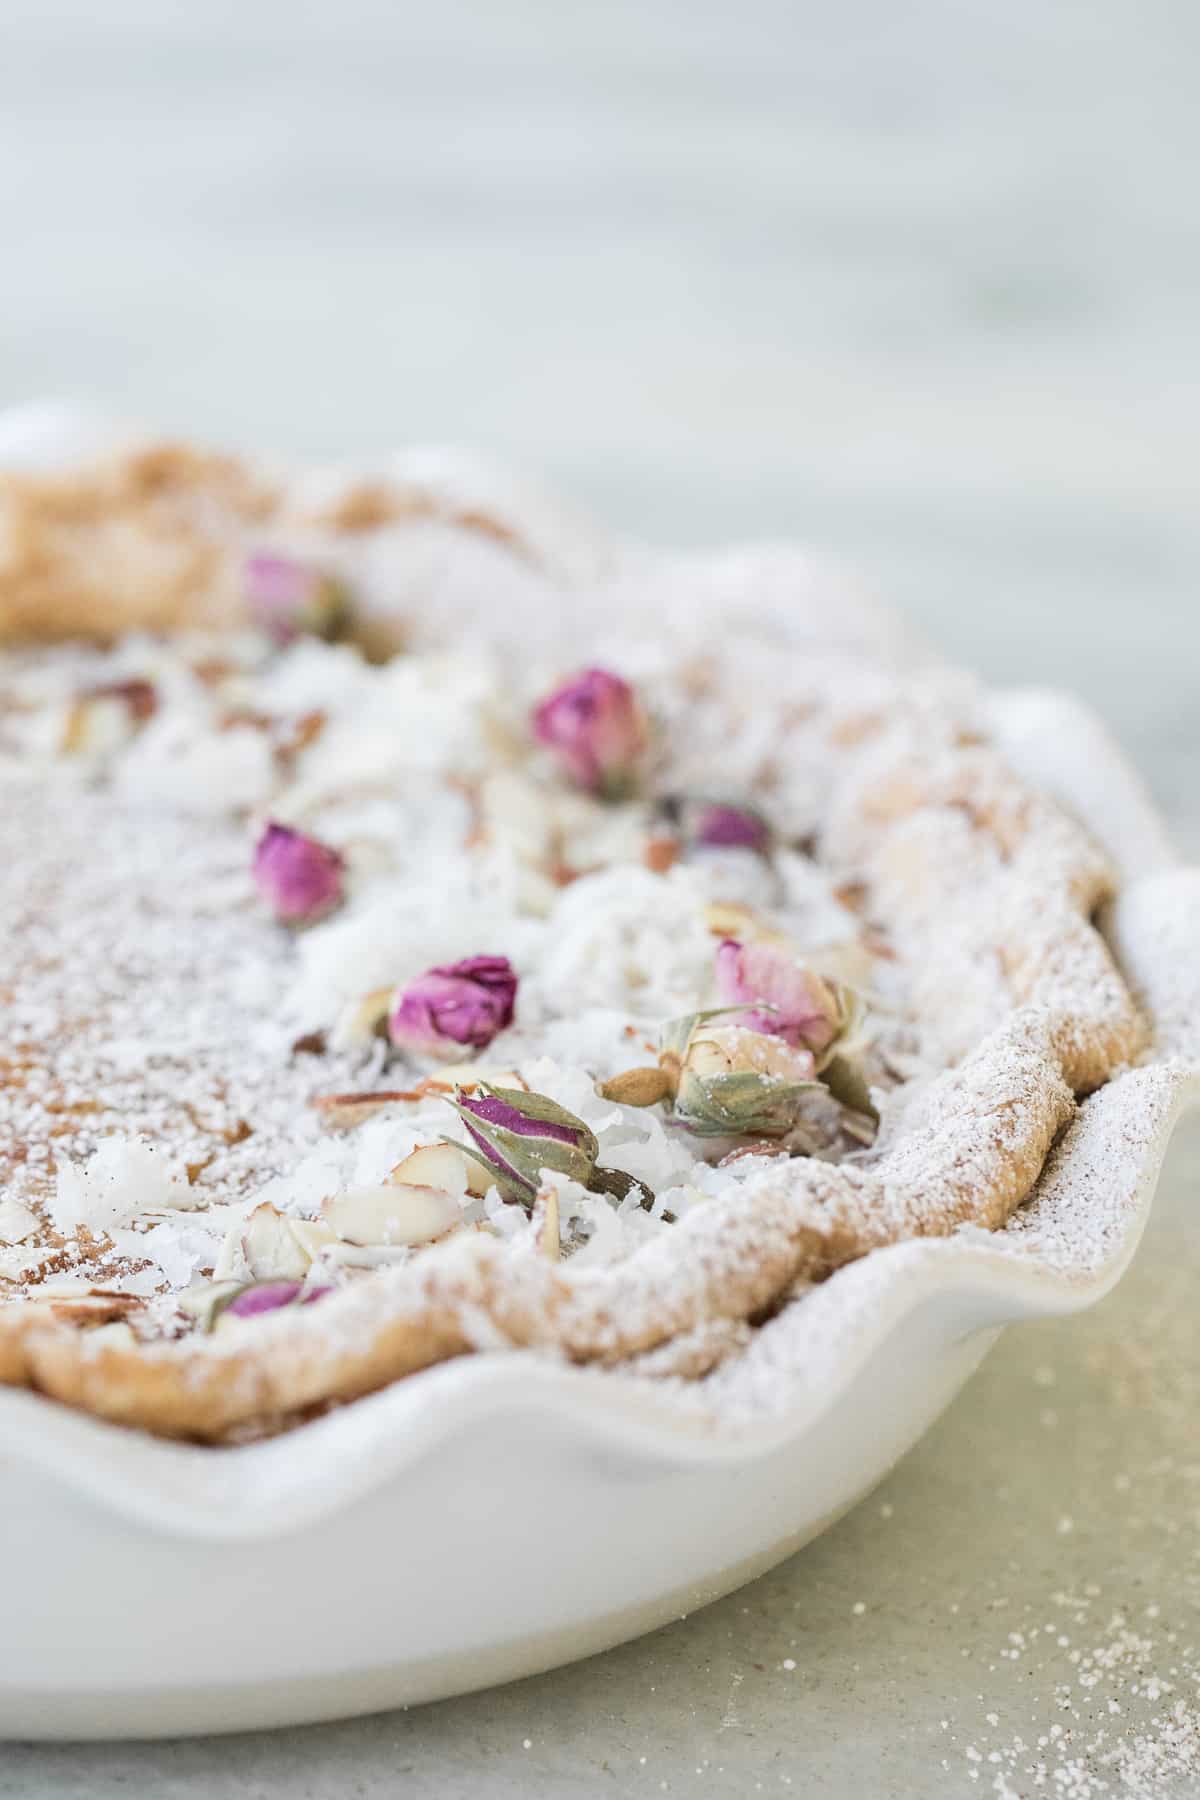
[
  {"xmin": 2, "ymin": 0, "xmax": 1197, "ymax": 831},
  {"xmin": 4, "ymin": 2, "xmax": 1199, "ymax": 1794}
]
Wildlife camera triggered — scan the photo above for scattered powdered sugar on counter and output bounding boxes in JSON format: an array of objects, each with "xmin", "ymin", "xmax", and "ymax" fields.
[
  {"xmin": 947, "ymin": 1593, "xmax": 1200, "ymax": 1796},
  {"xmin": 920, "ymin": 1160, "xmax": 1200, "ymax": 1799}
]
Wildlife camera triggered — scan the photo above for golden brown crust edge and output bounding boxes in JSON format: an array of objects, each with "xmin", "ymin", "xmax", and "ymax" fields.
[
  {"xmin": 0, "ymin": 447, "xmax": 275, "ymax": 642},
  {"xmin": 1, "ymin": 1012, "xmax": 1073, "ymax": 1441},
  {"xmin": 0, "ymin": 445, "xmax": 551, "ymax": 645}
]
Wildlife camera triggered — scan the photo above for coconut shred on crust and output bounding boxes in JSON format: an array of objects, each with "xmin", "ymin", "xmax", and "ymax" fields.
[{"xmin": 0, "ymin": 441, "xmax": 1149, "ymax": 1441}]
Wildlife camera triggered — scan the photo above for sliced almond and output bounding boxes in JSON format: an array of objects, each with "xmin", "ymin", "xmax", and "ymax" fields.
[
  {"xmin": 177, "ymin": 1279, "xmax": 243, "ymax": 1322},
  {"xmin": 539, "ymin": 1186, "xmax": 561, "ymax": 1262},
  {"xmin": 431, "ymin": 1062, "xmax": 528, "ymax": 1094},
  {"xmin": 704, "ymin": 899, "xmax": 761, "ymax": 940},
  {"xmin": 0, "ymin": 1244, "xmax": 58, "ymax": 1280},
  {"xmin": 288, "ymin": 1217, "xmax": 338, "ymax": 1260},
  {"xmin": 387, "ymin": 1142, "xmax": 490, "ymax": 1199},
  {"xmin": 241, "ymin": 1202, "xmax": 312, "ymax": 1281},
  {"xmin": 47, "ymin": 1292, "xmax": 141, "ymax": 1325},
  {"xmin": 387, "ymin": 1143, "xmax": 467, "ymax": 1194},
  {"xmin": 312, "ymin": 1089, "xmax": 416, "ymax": 1128},
  {"xmin": 60, "ymin": 694, "xmax": 136, "ymax": 756},
  {"xmin": 319, "ymin": 1242, "xmax": 416, "ymax": 1268},
  {"xmin": 87, "ymin": 1321, "xmax": 139, "ymax": 1350},
  {"xmin": 321, "ymin": 1182, "xmax": 463, "ymax": 1248},
  {"xmin": 0, "ymin": 1197, "xmax": 39, "ymax": 1246},
  {"xmin": 513, "ymin": 862, "xmax": 561, "ymax": 917},
  {"xmin": 28, "ymin": 1276, "xmax": 101, "ymax": 1300},
  {"xmin": 806, "ymin": 939, "xmax": 877, "ymax": 991},
  {"xmin": 462, "ymin": 1160, "xmax": 492, "ymax": 1200},
  {"xmin": 480, "ymin": 769, "xmax": 556, "ymax": 861},
  {"xmin": 716, "ymin": 1140, "xmax": 790, "ymax": 1167},
  {"xmin": 312, "ymin": 1067, "xmax": 527, "ymax": 1128},
  {"xmin": 703, "ymin": 900, "xmax": 791, "ymax": 947},
  {"xmin": 329, "ymin": 985, "xmax": 392, "ymax": 1053}
]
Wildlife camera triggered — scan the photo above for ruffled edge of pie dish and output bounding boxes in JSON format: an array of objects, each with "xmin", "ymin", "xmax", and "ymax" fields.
[{"xmin": 0, "ymin": 681, "xmax": 1194, "ymax": 1535}]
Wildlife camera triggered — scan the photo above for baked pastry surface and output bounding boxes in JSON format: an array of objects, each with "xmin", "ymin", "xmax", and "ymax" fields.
[{"xmin": 0, "ymin": 442, "xmax": 1146, "ymax": 1439}]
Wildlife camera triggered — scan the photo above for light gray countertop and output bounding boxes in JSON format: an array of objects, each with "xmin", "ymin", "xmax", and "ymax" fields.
[{"xmin": 2, "ymin": 0, "xmax": 1198, "ymax": 1792}]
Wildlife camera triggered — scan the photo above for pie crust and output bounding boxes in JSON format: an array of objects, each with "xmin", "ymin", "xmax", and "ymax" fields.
[{"xmin": 0, "ymin": 440, "xmax": 1147, "ymax": 1440}]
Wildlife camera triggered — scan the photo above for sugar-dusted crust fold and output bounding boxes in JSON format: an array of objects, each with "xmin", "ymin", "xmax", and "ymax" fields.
[{"xmin": 3, "ymin": 1012, "xmax": 1074, "ymax": 1440}]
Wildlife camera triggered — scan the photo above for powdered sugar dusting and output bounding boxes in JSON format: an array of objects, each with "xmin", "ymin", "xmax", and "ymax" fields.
[{"xmin": 0, "ymin": 465, "xmax": 1193, "ymax": 1441}]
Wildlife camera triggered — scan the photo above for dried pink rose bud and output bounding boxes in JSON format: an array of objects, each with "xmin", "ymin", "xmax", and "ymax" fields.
[
  {"xmin": 207, "ymin": 1280, "xmax": 331, "ymax": 1329},
  {"xmin": 253, "ymin": 821, "xmax": 346, "ymax": 926},
  {"xmin": 691, "ymin": 801, "xmax": 771, "ymax": 855},
  {"xmin": 673, "ymin": 1022, "xmax": 818, "ymax": 1136},
  {"xmin": 598, "ymin": 1011, "xmax": 818, "ymax": 1140},
  {"xmin": 244, "ymin": 552, "xmax": 349, "ymax": 647},
  {"xmin": 532, "ymin": 668, "xmax": 648, "ymax": 800},
  {"xmin": 714, "ymin": 938, "xmax": 856, "ymax": 1063},
  {"xmin": 446, "ymin": 1084, "xmax": 598, "ymax": 1206},
  {"xmin": 388, "ymin": 955, "xmax": 518, "ymax": 1059},
  {"xmin": 226, "ymin": 1280, "xmax": 327, "ymax": 1318}
]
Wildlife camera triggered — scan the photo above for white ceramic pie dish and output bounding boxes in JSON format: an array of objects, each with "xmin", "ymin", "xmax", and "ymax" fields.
[
  {"xmin": 1, "ymin": 412, "xmax": 1198, "ymax": 1739},
  {"xmin": 2, "ymin": 694, "xmax": 1196, "ymax": 1741}
]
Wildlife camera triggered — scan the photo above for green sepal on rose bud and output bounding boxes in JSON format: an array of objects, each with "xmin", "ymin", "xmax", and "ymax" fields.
[
  {"xmin": 445, "ymin": 1083, "xmax": 599, "ymax": 1206},
  {"xmin": 598, "ymin": 1008, "xmax": 822, "ymax": 1139},
  {"xmin": 444, "ymin": 1083, "xmax": 656, "ymax": 1212}
]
